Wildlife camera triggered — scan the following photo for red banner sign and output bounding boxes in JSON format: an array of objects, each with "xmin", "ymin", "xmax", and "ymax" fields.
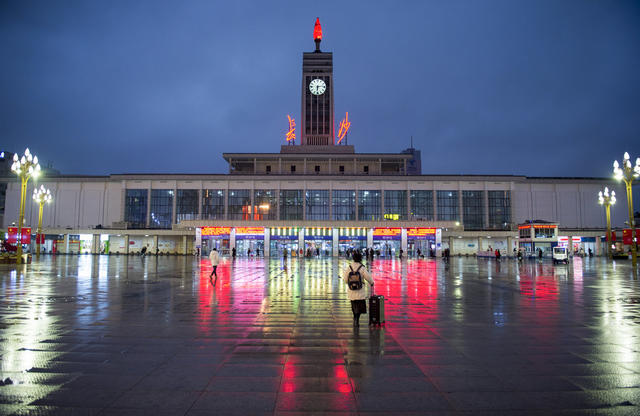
[
  {"xmin": 7, "ymin": 227, "xmax": 31, "ymax": 244},
  {"xmin": 622, "ymin": 229, "xmax": 640, "ymax": 245}
]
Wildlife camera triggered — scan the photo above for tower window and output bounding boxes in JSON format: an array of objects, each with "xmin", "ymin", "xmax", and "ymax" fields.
[
  {"xmin": 315, "ymin": 165, "xmax": 320, "ymax": 173},
  {"xmin": 364, "ymin": 165, "xmax": 369, "ymax": 174},
  {"xmin": 266, "ymin": 165, "xmax": 271, "ymax": 173},
  {"xmin": 291, "ymin": 165, "xmax": 296, "ymax": 173}
]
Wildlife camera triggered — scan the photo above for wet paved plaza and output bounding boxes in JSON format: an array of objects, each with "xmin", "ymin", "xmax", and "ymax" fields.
[{"xmin": 1, "ymin": 255, "xmax": 640, "ymax": 415}]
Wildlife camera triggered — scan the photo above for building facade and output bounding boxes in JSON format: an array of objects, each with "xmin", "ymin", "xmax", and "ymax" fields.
[{"xmin": 0, "ymin": 20, "xmax": 624, "ymax": 257}]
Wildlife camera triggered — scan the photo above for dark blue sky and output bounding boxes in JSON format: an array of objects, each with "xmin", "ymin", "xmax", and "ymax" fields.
[{"xmin": 1, "ymin": 1, "xmax": 639, "ymax": 177}]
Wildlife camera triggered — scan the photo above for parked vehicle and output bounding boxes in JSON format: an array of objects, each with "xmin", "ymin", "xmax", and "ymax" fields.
[{"xmin": 552, "ymin": 246, "xmax": 568, "ymax": 264}]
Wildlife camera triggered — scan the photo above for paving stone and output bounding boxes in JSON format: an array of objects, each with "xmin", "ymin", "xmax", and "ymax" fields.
[{"xmin": 0, "ymin": 256, "xmax": 639, "ymax": 414}]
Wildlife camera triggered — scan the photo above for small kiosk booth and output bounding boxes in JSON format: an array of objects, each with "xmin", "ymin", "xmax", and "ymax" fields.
[{"xmin": 518, "ymin": 222, "xmax": 558, "ymax": 258}]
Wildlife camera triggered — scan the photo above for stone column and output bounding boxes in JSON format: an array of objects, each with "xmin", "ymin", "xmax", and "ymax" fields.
[
  {"xmin": 182, "ymin": 235, "xmax": 187, "ymax": 255},
  {"xmin": 153, "ymin": 235, "xmax": 159, "ymax": 254},
  {"xmin": 332, "ymin": 228, "xmax": 339, "ymax": 257},
  {"xmin": 124, "ymin": 235, "xmax": 129, "ymax": 255},
  {"xmin": 401, "ymin": 228, "xmax": 407, "ymax": 255},
  {"xmin": 92, "ymin": 234, "xmax": 99, "ymax": 254}
]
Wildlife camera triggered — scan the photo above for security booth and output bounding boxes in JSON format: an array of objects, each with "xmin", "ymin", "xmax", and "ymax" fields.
[
  {"xmin": 518, "ymin": 222, "xmax": 558, "ymax": 258},
  {"xmin": 200, "ymin": 227, "xmax": 231, "ymax": 256},
  {"xmin": 338, "ymin": 227, "xmax": 367, "ymax": 256},
  {"xmin": 373, "ymin": 227, "xmax": 402, "ymax": 257},
  {"xmin": 304, "ymin": 227, "xmax": 333, "ymax": 257},
  {"xmin": 407, "ymin": 227, "xmax": 437, "ymax": 257},
  {"xmin": 235, "ymin": 226, "xmax": 265, "ymax": 256},
  {"xmin": 269, "ymin": 227, "xmax": 300, "ymax": 257}
]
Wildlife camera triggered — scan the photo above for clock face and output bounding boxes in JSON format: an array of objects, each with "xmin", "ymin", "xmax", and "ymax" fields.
[{"xmin": 309, "ymin": 78, "xmax": 326, "ymax": 95}]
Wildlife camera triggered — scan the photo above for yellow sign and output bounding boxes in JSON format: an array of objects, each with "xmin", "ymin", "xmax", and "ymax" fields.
[
  {"xmin": 201, "ymin": 227, "xmax": 231, "ymax": 236},
  {"xmin": 235, "ymin": 227, "xmax": 264, "ymax": 235},
  {"xmin": 407, "ymin": 228, "xmax": 436, "ymax": 237},
  {"xmin": 373, "ymin": 228, "xmax": 402, "ymax": 237}
]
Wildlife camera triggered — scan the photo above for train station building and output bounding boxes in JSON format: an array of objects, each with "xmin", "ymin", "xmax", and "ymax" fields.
[{"xmin": 0, "ymin": 20, "xmax": 626, "ymax": 258}]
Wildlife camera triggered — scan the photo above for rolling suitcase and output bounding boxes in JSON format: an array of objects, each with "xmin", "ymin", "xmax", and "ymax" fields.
[{"xmin": 369, "ymin": 294, "xmax": 385, "ymax": 325}]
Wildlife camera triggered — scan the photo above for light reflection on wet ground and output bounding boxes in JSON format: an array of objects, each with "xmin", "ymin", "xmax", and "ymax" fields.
[{"xmin": 0, "ymin": 255, "xmax": 639, "ymax": 414}]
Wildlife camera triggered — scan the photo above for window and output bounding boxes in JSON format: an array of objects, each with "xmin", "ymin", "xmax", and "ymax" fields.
[
  {"xmin": 176, "ymin": 190, "xmax": 198, "ymax": 223},
  {"xmin": 535, "ymin": 226, "xmax": 555, "ymax": 238},
  {"xmin": 125, "ymin": 189, "xmax": 147, "ymax": 229},
  {"xmin": 306, "ymin": 190, "xmax": 329, "ymax": 220},
  {"xmin": 410, "ymin": 190, "xmax": 433, "ymax": 220},
  {"xmin": 266, "ymin": 165, "xmax": 271, "ymax": 173},
  {"xmin": 519, "ymin": 227, "xmax": 531, "ymax": 239},
  {"xmin": 437, "ymin": 191, "xmax": 459, "ymax": 221},
  {"xmin": 488, "ymin": 191, "xmax": 511, "ymax": 230},
  {"xmin": 339, "ymin": 165, "xmax": 344, "ymax": 173},
  {"xmin": 150, "ymin": 189, "xmax": 173, "ymax": 229},
  {"xmin": 280, "ymin": 190, "xmax": 303, "ymax": 220},
  {"xmin": 332, "ymin": 190, "xmax": 355, "ymax": 221},
  {"xmin": 462, "ymin": 191, "xmax": 484, "ymax": 230},
  {"xmin": 228, "ymin": 189, "xmax": 251, "ymax": 220},
  {"xmin": 202, "ymin": 189, "xmax": 224, "ymax": 220},
  {"xmin": 384, "ymin": 190, "xmax": 407, "ymax": 221},
  {"xmin": 315, "ymin": 165, "xmax": 320, "ymax": 173},
  {"xmin": 254, "ymin": 189, "xmax": 277, "ymax": 220},
  {"xmin": 290, "ymin": 165, "xmax": 296, "ymax": 173},
  {"xmin": 358, "ymin": 190, "xmax": 381, "ymax": 221},
  {"xmin": 364, "ymin": 165, "xmax": 369, "ymax": 174}
]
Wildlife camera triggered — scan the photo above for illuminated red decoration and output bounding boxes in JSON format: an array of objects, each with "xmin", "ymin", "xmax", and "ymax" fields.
[
  {"xmin": 286, "ymin": 115, "xmax": 296, "ymax": 143},
  {"xmin": 337, "ymin": 112, "xmax": 351, "ymax": 144},
  {"xmin": 313, "ymin": 18, "xmax": 322, "ymax": 40}
]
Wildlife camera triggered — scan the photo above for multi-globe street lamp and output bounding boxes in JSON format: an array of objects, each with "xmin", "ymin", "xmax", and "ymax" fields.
[
  {"xmin": 613, "ymin": 152, "xmax": 640, "ymax": 269},
  {"xmin": 598, "ymin": 187, "xmax": 616, "ymax": 260},
  {"xmin": 33, "ymin": 185, "xmax": 52, "ymax": 256},
  {"xmin": 10, "ymin": 148, "xmax": 41, "ymax": 264}
]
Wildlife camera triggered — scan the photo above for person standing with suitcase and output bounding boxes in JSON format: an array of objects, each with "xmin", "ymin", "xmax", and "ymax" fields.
[{"xmin": 341, "ymin": 251, "xmax": 374, "ymax": 327}]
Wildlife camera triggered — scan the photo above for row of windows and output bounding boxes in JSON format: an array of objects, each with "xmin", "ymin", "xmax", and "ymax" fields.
[
  {"xmin": 275, "ymin": 164, "xmax": 370, "ymax": 174},
  {"xmin": 125, "ymin": 189, "xmax": 511, "ymax": 229}
]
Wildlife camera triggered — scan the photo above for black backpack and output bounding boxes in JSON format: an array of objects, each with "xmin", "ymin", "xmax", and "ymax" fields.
[{"xmin": 347, "ymin": 264, "xmax": 364, "ymax": 290}]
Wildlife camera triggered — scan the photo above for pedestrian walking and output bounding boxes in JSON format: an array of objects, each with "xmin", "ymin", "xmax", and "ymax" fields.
[
  {"xmin": 140, "ymin": 245, "xmax": 147, "ymax": 257},
  {"xmin": 209, "ymin": 248, "xmax": 220, "ymax": 285},
  {"xmin": 340, "ymin": 250, "xmax": 374, "ymax": 327},
  {"xmin": 232, "ymin": 247, "xmax": 236, "ymax": 259}
]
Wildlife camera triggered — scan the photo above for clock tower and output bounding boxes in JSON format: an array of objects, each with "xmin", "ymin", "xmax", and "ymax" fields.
[{"xmin": 301, "ymin": 18, "xmax": 334, "ymax": 146}]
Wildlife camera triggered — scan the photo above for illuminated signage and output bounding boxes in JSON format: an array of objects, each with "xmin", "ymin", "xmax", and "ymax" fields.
[
  {"xmin": 383, "ymin": 213, "xmax": 399, "ymax": 221},
  {"xmin": 235, "ymin": 227, "xmax": 264, "ymax": 235},
  {"xmin": 339, "ymin": 227, "xmax": 367, "ymax": 240},
  {"xmin": 407, "ymin": 228, "xmax": 436, "ymax": 240},
  {"xmin": 337, "ymin": 112, "xmax": 350, "ymax": 144},
  {"xmin": 286, "ymin": 115, "xmax": 296, "ymax": 143},
  {"xmin": 373, "ymin": 228, "xmax": 401, "ymax": 240},
  {"xmin": 518, "ymin": 224, "xmax": 557, "ymax": 230},
  {"xmin": 201, "ymin": 227, "xmax": 231, "ymax": 237}
]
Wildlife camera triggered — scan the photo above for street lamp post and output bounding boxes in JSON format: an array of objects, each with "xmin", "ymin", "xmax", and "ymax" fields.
[
  {"xmin": 33, "ymin": 185, "xmax": 52, "ymax": 256},
  {"xmin": 10, "ymin": 148, "xmax": 41, "ymax": 264},
  {"xmin": 613, "ymin": 152, "xmax": 640, "ymax": 269},
  {"xmin": 598, "ymin": 187, "xmax": 616, "ymax": 260}
]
